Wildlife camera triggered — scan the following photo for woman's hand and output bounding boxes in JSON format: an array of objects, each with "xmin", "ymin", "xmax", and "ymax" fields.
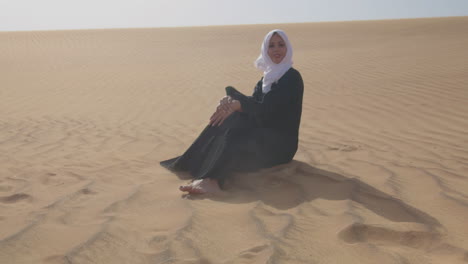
[
  {"xmin": 218, "ymin": 96, "xmax": 232, "ymax": 112},
  {"xmin": 209, "ymin": 99, "xmax": 242, "ymax": 126},
  {"xmin": 209, "ymin": 107, "xmax": 233, "ymax": 127}
]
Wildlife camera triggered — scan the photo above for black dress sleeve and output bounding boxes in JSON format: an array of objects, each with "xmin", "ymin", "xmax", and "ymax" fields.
[
  {"xmin": 225, "ymin": 86, "xmax": 250, "ymax": 101},
  {"xmin": 225, "ymin": 71, "xmax": 302, "ymax": 117}
]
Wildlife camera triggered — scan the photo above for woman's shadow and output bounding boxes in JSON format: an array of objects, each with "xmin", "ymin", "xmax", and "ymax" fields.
[
  {"xmin": 174, "ymin": 160, "xmax": 441, "ymax": 229},
  {"xmin": 173, "ymin": 161, "xmax": 468, "ymax": 258}
]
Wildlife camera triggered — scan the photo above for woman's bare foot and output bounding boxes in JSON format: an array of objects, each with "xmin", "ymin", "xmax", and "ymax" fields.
[{"xmin": 179, "ymin": 178, "xmax": 221, "ymax": 194}]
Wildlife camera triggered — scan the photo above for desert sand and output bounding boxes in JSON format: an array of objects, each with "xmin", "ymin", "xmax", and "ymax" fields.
[{"xmin": 1, "ymin": 16, "xmax": 468, "ymax": 263}]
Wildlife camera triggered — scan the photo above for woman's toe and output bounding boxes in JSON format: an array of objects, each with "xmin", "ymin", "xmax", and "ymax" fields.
[
  {"xmin": 179, "ymin": 185, "xmax": 192, "ymax": 192},
  {"xmin": 188, "ymin": 186, "xmax": 207, "ymax": 194}
]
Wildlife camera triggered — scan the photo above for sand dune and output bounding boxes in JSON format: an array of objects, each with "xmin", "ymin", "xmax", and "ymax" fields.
[{"xmin": 1, "ymin": 16, "xmax": 468, "ymax": 263}]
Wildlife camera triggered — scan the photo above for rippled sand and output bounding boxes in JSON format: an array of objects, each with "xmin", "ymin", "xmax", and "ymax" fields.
[{"xmin": 1, "ymin": 16, "xmax": 468, "ymax": 263}]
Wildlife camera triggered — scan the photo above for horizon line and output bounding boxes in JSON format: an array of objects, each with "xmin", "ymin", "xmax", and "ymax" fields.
[{"xmin": 1, "ymin": 15, "xmax": 466, "ymax": 34}]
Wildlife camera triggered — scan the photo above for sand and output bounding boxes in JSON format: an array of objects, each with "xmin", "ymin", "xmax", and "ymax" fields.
[{"xmin": 1, "ymin": 16, "xmax": 468, "ymax": 264}]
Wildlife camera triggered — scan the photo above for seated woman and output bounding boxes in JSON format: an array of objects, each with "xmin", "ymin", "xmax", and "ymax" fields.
[{"xmin": 160, "ymin": 29, "xmax": 304, "ymax": 194}]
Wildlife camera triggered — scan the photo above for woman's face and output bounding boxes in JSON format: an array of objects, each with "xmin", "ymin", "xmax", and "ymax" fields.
[{"xmin": 267, "ymin": 33, "xmax": 287, "ymax": 64}]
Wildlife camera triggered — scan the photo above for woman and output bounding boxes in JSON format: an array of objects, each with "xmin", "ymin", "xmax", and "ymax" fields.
[{"xmin": 160, "ymin": 29, "xmax": 304, "ymax": 194}]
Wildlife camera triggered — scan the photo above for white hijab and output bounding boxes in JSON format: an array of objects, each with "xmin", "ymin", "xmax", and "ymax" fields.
[{"xmin": 255, "ymin": 29, "xmax": 293, "ymax": 94}]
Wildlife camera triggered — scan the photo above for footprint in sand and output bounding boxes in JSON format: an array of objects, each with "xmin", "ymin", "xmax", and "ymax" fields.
[
  {"xmin": 79, "ymin": 188, "xmax": 96, "ymax": 195},
  {"xmin": 0, "ymin": 193, "xmax": 32, "ymax": 204},
  {"xmin": 338, "ymin": 223, "xmax": 441, "ymax": 249},
  {"xmin": 235, "ymin": 244, "xmax": 272, "ymax": 262},
  {"xmin": 339, "ymin": 223, "xmax": 468, "ymax": 261},
  {"xmin": 327, "ymin": 144, "xmax": 359, "ymax": 152},
  {"xmin": 146, "ymin": 234, "xmax": 172, "ymax": 262},
  {"xmin": 148, "ymin": 234, "xmax": 168, "ymax": 249},
  {"xmin": 43, "ymin": 255, "xmax": 69, "ymax": 264}
]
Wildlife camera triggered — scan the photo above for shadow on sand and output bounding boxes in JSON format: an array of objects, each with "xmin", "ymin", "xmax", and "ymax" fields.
[
  {"xmin": 174, "ymin": 160, "xmax": 442, "ymax": 228},
  {"xmin": 169, "ymin": 161, "xmax": 468, "ymax": 258}
]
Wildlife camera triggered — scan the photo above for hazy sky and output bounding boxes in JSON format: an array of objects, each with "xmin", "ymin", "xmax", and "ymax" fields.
[{"xmin": 1, "ymin": 0, "xmax": 468, "ymax": 31}]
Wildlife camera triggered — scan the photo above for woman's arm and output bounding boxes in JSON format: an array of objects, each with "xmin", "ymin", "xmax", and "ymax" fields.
[
  {"xmin": 225, "ymin": 80, "xmax": 262, "ymax": 102},
  {"xmin": 226, "ymin": 71, "xmax": 303, "ymax": 117},
  {"xmin": 209, "ymin": 97, "xmax": 242, "ymax": 126}
]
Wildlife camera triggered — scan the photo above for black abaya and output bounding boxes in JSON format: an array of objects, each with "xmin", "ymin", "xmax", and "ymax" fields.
[{"xmin": 160, "ymin": 67, "xmax": 304, "ymax": 187}]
